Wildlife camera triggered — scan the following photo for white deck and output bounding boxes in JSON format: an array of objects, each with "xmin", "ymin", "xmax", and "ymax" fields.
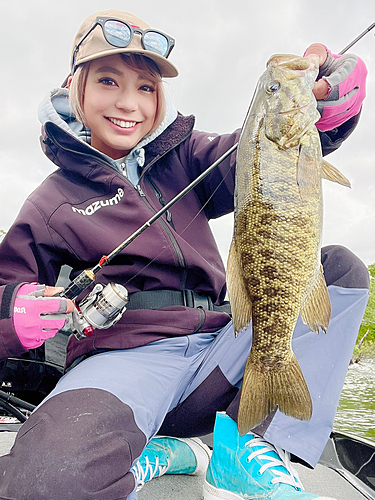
[{"xmin": 0, "ymin": 431, "xmax": 369, "ymax": 499}]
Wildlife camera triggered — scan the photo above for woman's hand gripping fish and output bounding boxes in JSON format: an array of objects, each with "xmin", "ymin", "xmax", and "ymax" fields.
[{"xmin": 227, "ymin": 54, "xmax": 351, "ymax": 435}]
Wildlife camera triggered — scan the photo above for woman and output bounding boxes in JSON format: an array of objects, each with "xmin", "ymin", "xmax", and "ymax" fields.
[{"xmin": 0, "ymin": 10, "xmax": 369, "ymax": 500}]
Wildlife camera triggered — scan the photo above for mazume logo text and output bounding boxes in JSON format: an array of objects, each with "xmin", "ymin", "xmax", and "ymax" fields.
[{"xmin": 72, "ymin": 188, "xmax": 124, "ymax": 216}]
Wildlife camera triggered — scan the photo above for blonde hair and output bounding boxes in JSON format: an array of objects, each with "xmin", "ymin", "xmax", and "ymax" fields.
[{"xmin": 69, "ymin": 53, "xmax": 166, "ymax": 135}]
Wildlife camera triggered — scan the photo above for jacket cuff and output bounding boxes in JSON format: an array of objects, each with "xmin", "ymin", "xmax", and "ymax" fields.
[{"xmin": 0, "ymin": 283, "xmax": 28, "ymax": 359}]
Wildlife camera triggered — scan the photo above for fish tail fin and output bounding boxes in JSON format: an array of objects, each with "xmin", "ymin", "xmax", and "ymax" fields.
[{"xmin": 238, "ymin": 353, "xmax": 312, "ymax": 436}]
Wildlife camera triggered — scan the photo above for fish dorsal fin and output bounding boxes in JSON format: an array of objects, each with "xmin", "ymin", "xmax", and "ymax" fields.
[
  {"xmin": 322, "ymin": 160, "xmax": 351, "ymax": 188},
  {"xmin": 227, "ymin": 240, "xmax": 252, "ymax": 335},
  {"xmin": 300, "ymin": 264, "xmax": 331, "ymax": 333}
]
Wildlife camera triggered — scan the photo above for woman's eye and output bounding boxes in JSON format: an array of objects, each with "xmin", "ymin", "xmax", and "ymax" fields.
[
  {"xmin": 98, "ymin": 77, "xmax": 116, "ymax": 86},
  {"xmin": 140, "ymin": 84, "xmax": 156, "ymax": 93}
]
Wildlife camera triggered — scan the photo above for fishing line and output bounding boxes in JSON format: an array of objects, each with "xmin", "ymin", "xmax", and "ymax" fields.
[
  {"xmin": 60, "ymin": 23, "xmax": 375, "ymax": 302},
  {"xmin": 123, "ymin": 155, "xmax": 236, "ymax": 288},
  {"xmin": 60, "ymin": 143, "xmax": 238, "ymax": 300},
  {"xmin": 355, "ymin": 450, "xmax": 375, "ymax": 477}
]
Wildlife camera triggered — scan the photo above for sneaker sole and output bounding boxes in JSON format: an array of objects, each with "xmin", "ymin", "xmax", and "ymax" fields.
[
  {"xmin": 174, "ymin": 437, "xmax": 212, "ymax": 475},
  {"xmin": 203, "ymin": 480, "xmax": 337, "ymax": 500},
  {"xmin": 203, "ymin": 479, "xmax": 243, "ymax": 500}
]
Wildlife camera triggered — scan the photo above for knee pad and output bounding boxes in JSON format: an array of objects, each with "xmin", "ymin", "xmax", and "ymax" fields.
[
  {"xmin": 321, "ymin": 245, "xmax": 369, "ymax": 289},
  {"xmin": 0, "ymin": 388, "xmax": 146, "ymax": 499}
]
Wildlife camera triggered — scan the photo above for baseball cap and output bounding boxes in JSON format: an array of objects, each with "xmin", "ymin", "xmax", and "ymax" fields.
[{"xmin": 71, "ymin": 10, "xmax": 178, "ymax": 77}]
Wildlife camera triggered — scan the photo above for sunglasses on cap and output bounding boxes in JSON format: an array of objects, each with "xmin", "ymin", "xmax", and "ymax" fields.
[{"xmin": 71, "ymin": 17, "xmax": 175, "ymax": 73}]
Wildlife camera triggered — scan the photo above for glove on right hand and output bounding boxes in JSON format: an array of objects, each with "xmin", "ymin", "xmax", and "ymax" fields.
[
  {"xmin": 305, "ymin": 43, "xmax": 367, "ymax": 131},
  {"xmin": 13, "ymin": 283, "xmax": 72, "ymax": 349}
]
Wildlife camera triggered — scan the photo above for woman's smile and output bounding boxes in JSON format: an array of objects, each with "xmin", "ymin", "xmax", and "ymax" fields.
[{"xmin": 107, "ymin": 117, "xmax": 138, "ymax": 129}]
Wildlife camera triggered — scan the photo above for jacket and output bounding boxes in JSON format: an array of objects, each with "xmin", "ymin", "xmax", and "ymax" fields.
[
  {"xmin": 0, "ymin": 89, "xmax": 239, "ymax": 366},
  {"xmin": 0, "ymin": 88, "xmax": 356, "ymax": 367}
]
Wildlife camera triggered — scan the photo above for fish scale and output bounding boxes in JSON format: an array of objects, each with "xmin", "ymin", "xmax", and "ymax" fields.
[{"xmin": 227, "ymin": 54, "xmax": 350, "ymax": 435}]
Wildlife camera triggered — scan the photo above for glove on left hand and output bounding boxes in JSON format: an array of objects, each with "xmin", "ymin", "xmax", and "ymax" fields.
[{"xmin": 13, "ymin": 283, "xmax": 72, "ymax": 349}]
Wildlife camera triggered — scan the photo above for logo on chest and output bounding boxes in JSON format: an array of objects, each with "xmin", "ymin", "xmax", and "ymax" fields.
[{"xmin": 71, "ymin": 188, "xmax": 124, "ymax": 216}]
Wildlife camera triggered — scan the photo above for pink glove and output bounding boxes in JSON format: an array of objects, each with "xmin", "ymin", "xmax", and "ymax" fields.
[
  {"xmin": 13, "ymin": 283, "xmax": 72, "ymax": 349},
  {"xmin": 305, "ymin": 43, "xmax": 367, "ymax": 131}
]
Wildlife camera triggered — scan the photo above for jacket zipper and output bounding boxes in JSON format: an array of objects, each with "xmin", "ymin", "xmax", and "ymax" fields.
[
  {"xmin": 132, "ymin": 130, "xmax": 195, "ymax": 272},
  {"xmin": 135, "ymin": 183, "xmax": 186, "ymax": 269},
  {"xmin": 45, "ymin": 125, "xmax": 192, "ymax": 271},
  {"xmin": 146, "ymin": 177, "xmax": 175, "ymax": 230}
]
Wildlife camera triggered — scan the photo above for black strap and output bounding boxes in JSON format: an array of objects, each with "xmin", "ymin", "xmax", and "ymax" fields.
[
  {"xmin": 0, "ymin": 283, "xmax": 20, "ymax": 319},
  {"xmin": 126, "ymin": 289, "xmax": 231, "ymax": 315}
]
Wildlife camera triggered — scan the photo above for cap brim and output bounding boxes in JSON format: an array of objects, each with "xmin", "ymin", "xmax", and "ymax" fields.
[{"xmin": 76, "ymin": 47, "xmax": 179, "ymax": 78}]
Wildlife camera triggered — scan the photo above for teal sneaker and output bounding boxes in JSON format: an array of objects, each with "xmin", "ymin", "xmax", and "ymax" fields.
[
  {"xmin": 203, "ymin": 412, "xmax": 337, "ymax": 500},
  {"xmin": 132, "ymin": 435, "xmax": 211, "ymax": 491}
]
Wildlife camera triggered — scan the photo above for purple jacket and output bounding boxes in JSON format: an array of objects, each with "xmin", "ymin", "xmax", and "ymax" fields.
[
  {"xmin": 0, "ymin": 111, "xmax": 239, "ymax": 366},
  {"xmin": 0, "ymin": 85, "xmax": 356, "ymax": 367}
]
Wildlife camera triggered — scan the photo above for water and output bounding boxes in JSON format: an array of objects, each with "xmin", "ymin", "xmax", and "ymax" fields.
[{"xmin": 334, "ymin": 357, "xmax": 375, "ymax": 443}]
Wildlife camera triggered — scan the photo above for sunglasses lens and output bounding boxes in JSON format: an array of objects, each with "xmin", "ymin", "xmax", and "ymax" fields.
[
  {"xmin": 143, "ymin": 31, "xmax": 169, "ymax": 56},
  {"xmin": 103, "ymin": 20, "xmax": 132, "ymax": 47}
]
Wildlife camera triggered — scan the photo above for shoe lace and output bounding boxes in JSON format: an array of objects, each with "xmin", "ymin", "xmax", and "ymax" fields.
[
  {"xmin": 245, "ymin": 436, "xmax": 303, "ymax": 490},
  {"xmin": 132, "ymin": 455, "xmax": 170, "ymax": 492}
]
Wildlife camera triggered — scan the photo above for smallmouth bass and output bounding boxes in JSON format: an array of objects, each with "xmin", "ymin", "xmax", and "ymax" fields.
[{"xmin": 227, "ymin": 54, "xmax": 350, "ymax": 435}]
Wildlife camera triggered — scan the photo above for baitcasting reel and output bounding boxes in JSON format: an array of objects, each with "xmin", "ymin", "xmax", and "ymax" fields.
[{"xmin": 70, "ymin": 282, "xmax": 129, "ymax": 340}]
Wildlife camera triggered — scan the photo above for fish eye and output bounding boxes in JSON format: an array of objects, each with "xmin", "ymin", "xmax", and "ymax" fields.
[{"xmin": 267, "ymin": 81, "xmax": 281, "ymax": 93}]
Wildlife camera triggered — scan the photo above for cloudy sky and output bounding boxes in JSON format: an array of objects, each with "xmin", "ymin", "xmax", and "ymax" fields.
[{"xmin": 1, "ymin": 0, "xmax": 374, "ymax": 268}]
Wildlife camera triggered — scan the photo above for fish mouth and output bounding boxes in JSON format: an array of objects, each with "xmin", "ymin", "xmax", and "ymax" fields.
[
  {"xmin": 265, "ymin": 103, "xmax": 310, "ymax": 116},
  {"xmin": 250, "ymin": 102, "xmax": 310, "ymax": 118},
  {"xmin": 278, "ymin": 103, "xmax": 309, "ymax": 115},
  {"xmin": 267, "ymin": 54, "xmax": 318, "ymax": 73}
]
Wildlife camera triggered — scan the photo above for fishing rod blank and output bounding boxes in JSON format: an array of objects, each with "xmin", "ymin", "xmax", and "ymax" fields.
[
  {"xmin": 60, "ymin": 142, "xmax": 238, "ymax": 300},
  {"xmin": 339, "ymin": 22, "xmax": 375, "ymax": 54},
  {"xmin": 60, "ymin": 23, "xmax": 375, "ymax": 302}
]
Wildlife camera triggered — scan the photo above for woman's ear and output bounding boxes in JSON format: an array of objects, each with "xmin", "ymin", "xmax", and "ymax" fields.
[{"xmin": 66, "ymin": 75, "xmax": 73, "ymax": 88}]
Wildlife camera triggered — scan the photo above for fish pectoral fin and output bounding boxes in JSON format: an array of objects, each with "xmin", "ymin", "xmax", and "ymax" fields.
[
  {"xmin": 300, "ymin": 264, "xmax": 331, "ymax": 333},
  {"xmin": 227, "ymin": 240, "xmax": 252, "ymax": 335},
  {"xmin": 322, "ymin": 160, "xmax": 351, "ymax": 188},
  {"xmin": 296, "ymin": 146, "xmax": 321, "ymax": 199},
  {"xmin": 238, "ymin": 353, "xmax": 312, "ymax": 436}
]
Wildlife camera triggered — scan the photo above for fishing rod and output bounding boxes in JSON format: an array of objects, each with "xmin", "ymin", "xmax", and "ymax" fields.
[
  {"xmin": 59, "ymin": 23, "xmax": 375, "ymax": 339},
  {"xmin": 59, "ymin": 143, "xmax": 238, "ymax": 339},
  {"xmin": 61, "ymin": 142, "xmax": 238, "ymax": 301},
  {"xmin": 0, "ymin": 389, "xmax": 35, "ymax": 423},
  {"xmin": 339, "ymin": 22, "xmax": 375, "ymax": 54}
]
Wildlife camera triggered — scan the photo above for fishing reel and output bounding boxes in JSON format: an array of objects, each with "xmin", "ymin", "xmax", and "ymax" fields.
[{"xmin": 69, "ymin": 282, "xmax": 129, "ymax": 340}]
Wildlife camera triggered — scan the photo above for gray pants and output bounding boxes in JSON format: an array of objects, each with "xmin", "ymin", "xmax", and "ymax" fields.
[{"xmin": 0, "ymin": 246, "xmax": 369, "ymax": 500}]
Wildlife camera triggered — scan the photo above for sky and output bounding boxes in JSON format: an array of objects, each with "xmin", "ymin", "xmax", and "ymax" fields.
[{"xmin": 1, "ymin": 0, "xmax": 374, "ymax": 268}]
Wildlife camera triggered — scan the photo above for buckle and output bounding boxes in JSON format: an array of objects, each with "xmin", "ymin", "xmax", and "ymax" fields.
[{"xmin": 183, "ymin": 290, "xmax": 213, "ymax": 310}]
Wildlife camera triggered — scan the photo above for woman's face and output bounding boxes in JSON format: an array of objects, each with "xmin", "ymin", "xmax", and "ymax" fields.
[{"xmin": 83, "ymin": 54, "xmax": 158, "ymax": 159}]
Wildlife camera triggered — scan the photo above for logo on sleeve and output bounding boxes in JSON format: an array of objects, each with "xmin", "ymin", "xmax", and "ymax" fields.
[
  {"xmin": 14, "ymin": 306, "xmax": 27, "ymax": 314},
  {"xmin": 71, "ymin": 188, "xmax": 124, "ymax": 216}
]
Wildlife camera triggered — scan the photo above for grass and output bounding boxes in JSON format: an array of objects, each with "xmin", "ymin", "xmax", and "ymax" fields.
[{"xmin": 352, "ymin": 264, "xmax": 375, "ymax": 360}]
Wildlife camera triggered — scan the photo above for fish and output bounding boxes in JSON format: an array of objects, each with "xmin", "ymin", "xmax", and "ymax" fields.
[{"xmin": 227, "ymin": 54, "xmax": 351, "ymax": 436}]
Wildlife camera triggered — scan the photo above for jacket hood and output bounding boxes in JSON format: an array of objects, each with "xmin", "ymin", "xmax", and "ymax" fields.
[
  {"xmin": 38, "ymin": 88, "xmax": 90, "ymax": 143},
  {"xmin": 38, "ymin": 86, "xmax": 178, "ymax": 175}
]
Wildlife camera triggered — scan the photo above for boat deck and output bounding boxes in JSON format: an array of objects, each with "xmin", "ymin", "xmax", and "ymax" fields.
[{"xmin": 0, "ymin": 431, "xmax": 369, "ymax": 499}]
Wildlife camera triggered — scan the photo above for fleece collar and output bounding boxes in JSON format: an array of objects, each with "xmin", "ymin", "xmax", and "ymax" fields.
[{"xmin": 113, "ymin": 91, "xmax": 178, "ymax": 183}]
